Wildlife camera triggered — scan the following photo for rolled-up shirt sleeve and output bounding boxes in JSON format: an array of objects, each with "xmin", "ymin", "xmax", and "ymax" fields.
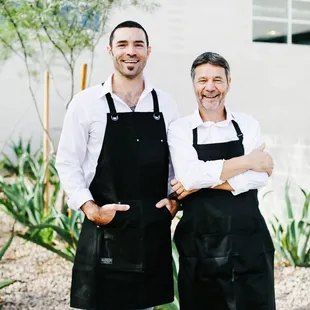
[
  {"xmin": 55, "ymin": 97, "xmax": 93, "ymax": 211},
  {"xmin": 227, "ymin": 117, "xmax": 269, "ymax": 195},
  {"xmin": 168, "ymin": 119, "xmax": 224, "ymax": 191}
]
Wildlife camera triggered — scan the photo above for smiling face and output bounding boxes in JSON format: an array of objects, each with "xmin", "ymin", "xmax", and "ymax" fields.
[
  {"xmin": 107, "ymin": 27, "xmax": 151, "ymax": 80},
  {"xmin": 193, "ymin": 63, "xmax": 231, "ymax": 112}
]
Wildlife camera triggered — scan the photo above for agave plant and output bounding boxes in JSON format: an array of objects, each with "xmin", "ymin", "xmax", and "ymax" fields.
[
  {"xmin": 0, "ymin": 138, "xmax": 32, "ymax": 177},
  {"xmin": 0, "ymin": 145, "xmax": 81, "ymax": 262},
  {"xmin": 270, "ymin": 181, "xmax": 310, "ymax": 267},
  {"xmin": 0, "ymin": 139, "xmax": 58, "ymax": 185},
  {"xmin": 0, "ymin": 229, "xmax": 16, "ymax": 290}
]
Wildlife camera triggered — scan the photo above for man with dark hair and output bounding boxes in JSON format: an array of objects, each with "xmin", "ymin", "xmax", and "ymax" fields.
[
  {"xmin": 109, "ymin": 20, "xmax": 149, "ymax": 47},
  {"xmin": 56, "ymin": 20, "xmax": 179, "ymax": 310},
  {"xmin": 168, "ymin": 52, "xmax": 276, "ymax": 309}
]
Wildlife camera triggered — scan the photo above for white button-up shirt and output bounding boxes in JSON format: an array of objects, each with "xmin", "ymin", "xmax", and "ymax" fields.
[
  {"xmin": 168, "ymin": 108, "xmax": 268, "ymax": 195},
  {"xmin": 56, "ymin": 75, "xmax": 179, "ymax": 211}
]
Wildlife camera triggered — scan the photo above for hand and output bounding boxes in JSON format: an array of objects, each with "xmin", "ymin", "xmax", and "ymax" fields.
[
  {"xmin": 171, "ymin": 179, "xmax": 199, "ymax": 200},
  {"xmin": 81, "ymin": 200, "xmax": 130, "ymax": 225},
  {"xmin": 155, "ymin": 198, "xmax": 179, "ymax": 218},
  {"xmin": 247, "ymin": 143, "xmax": 274, "ymax": 176}
]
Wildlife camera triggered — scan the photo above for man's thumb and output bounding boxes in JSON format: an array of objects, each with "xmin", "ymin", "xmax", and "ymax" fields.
[{"xmin": 258, "ymin": 143, "xmax": 265, "ymax": 151}]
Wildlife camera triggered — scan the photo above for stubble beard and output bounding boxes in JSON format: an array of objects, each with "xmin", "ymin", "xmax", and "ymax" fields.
[{"xmin": 114, "ymin": 57, "xmax": 146, "ymax": 80}]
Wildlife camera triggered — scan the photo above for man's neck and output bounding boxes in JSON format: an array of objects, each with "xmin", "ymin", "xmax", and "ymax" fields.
[
  {"xmin": 112, "ymin": 72, "xmax": 144, "ymax": 99},
  {"xmin": 199, "ymin": 106, "xmax": 227, "ymax": 123},
  {"xmin": 111, "ymin": 72, "xmax": 145, "ymax": 110}
]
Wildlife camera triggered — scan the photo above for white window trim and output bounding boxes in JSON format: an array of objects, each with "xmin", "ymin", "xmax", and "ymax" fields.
[{"xmin": 252, "ymin": 0, "xmax": 310, "ymax": 44}]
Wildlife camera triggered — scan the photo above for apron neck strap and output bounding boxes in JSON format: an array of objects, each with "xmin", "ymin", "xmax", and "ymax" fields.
[
  {"xmin": 103, "ymin": 84, "xmax": 160, "ymax": 121},
  {"xmin": 231, "ymin": 119, "xmax": 243, "ymax": 143},
  {"xmin": 193, "ymin": 119, "xmax": 244, "ymax": 145},
  {"xmin": 193, "ymin": 127, "xmax": 198, "ymax": 145},
  {"xmin": 101, "ymin": 82, "xmax": 118, "ymax": 121},
  {"xmin": 105, "ymin": 92, "xmax": 118, "ymax": 121},
  {"xmin": 151, "ymin": 89, "xmax": 160, "ymax": 114}
]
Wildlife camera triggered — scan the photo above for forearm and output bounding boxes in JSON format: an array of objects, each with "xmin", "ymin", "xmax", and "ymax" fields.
[
  {"xmin": 213, "ymin": 182, "xmax": 234, "ymax": 191},
  {"xmin": 220, "ymin": 155, "xmax": 251, "ymax": 181}
]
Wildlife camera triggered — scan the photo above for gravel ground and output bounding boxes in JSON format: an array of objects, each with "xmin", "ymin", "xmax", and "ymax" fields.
[{"xmin": 1, "ymin": 211, "xmax": 310, "ymax": 310}]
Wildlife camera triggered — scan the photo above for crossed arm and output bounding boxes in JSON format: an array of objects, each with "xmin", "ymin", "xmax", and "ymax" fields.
[{"xmin": 167, "ymin": 119, "xmax": 274, "ymax": 200}]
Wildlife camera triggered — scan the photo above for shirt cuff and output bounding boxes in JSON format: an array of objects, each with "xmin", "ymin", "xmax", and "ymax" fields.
[
  {"xmin": 209, "ymin": 160, "xmax": 225, "ymax": 188},
  {"xmin": 227, "ymin": 174, "xmax": 249, "ymax": 196},
  {"xmin": 67, "ymin": 188, "xmax": 94, "ymax": 211}
]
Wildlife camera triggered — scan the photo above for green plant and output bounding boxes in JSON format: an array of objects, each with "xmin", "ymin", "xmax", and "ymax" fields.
[
  {"xmin": 0, "ymin": 138, "xmax": 32, "ymax": 177},
  {"xmin": 0, "ymin": 228, "xmax": 16, "ymax": 290},
  {"xmin": 270, "ymin": 181, "xmax": 310, "ymax": 267},
  {"xmin": 0, "ymin": 139, "xmax": 58, "ymax": 185},
  {"xmin": 0, "ymin": 145, "xmax": 81, "ymax": 262}
]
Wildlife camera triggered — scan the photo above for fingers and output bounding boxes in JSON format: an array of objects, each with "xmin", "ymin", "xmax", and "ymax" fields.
[
  {"xmin": 171, "ymin": 181, "xmax": 185, "ymax": 195},
  {"xmin": 178, "ymin": 191, "xmax": 188, "ymax": 200},
  {"xmin": 170, "ymin": 179, "xmax": 178, "ymax": 186},
  {"xmin": 103, "ymin": 204, "xmax": 130, "ymax": 211},
  {"xmin": 156, "ymin": 198, "xmax": 170, "ymax": 208},
  {"xmin": 257, "ymin": 143, "xmax": 265, "ymax": 151}
]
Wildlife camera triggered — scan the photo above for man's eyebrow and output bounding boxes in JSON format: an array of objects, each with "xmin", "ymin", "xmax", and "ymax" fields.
[
  {"xmin": 214, "ymin": 76, "xmax": 224, "ymax": 79},
  {"xmin": 115, "ymin": 40, "xmax": 145, "ymax": 44}
]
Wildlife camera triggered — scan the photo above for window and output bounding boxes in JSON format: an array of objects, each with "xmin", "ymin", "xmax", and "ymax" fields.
[{"xmin": 253, "ymin": 0, "xmax": 310, "ymax": 45}]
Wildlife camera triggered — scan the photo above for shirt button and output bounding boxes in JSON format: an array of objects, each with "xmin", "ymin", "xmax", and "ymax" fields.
[
  {"xmin": 137, "ymin": 139, "xmax": 140, "ymax": 142},
  {"xmin": 97, "ymin": 225, "xmax": 100, "ymax": 228},
  {"xmin": 160, "ymin": 139, "xmax": 164, "ymax": 142}
]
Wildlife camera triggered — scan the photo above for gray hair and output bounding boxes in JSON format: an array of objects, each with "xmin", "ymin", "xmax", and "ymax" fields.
[{"xmin": 190, "ymin": 52, "xmax": 230, "ymax": 81}]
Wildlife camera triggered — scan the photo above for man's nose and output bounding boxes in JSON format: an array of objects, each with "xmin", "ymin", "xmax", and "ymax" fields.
[
  {"xmin": 205, "ymin": 80, "xmax": 215, "ymax": 91},
  {"xmin": 126, "ymin": 45, "xmax": 136, "ymax": 56}
]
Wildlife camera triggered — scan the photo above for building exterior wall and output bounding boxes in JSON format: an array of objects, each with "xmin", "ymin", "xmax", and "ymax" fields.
[{"xmin": 0, "ymin": 0, "xmax": 309, "ymax": 219}]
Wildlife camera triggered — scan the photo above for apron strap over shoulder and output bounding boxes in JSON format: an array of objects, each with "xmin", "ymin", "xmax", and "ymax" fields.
[
  {"xmin": 231, "ymin": 119, "xmax": 243, "ymax": 143},
  {"xmin": 105, "ymin": 92, "xmax": 118, "ymax": 121},
  {"xmin": 151, "ymin": 89, "xmax": 161, "ymax": 120},
  {"xmin": 193, "ymin": 128, "xmax": 198, "ymax": 146}
]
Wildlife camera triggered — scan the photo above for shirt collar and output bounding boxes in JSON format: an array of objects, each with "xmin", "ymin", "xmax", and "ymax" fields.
[
  {"xmin": 190, "ymin": 107, "xmax": 234, "ymax": 129},
  {"xmin": 98, "ymin": 74, "xmax": 154, "ymax": 99}
]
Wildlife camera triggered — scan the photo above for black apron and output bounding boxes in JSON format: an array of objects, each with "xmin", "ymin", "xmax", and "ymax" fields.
[
  {"xmin": 70, "ymin": 89, "xmax": 174, "ymax": 309},
  {"xmin": 174, "ymin": 119, "xmax": 276, "ymax": 310}
]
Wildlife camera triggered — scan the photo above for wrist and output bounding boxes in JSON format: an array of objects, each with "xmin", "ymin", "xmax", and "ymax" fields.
[
  {"xmin": 81, "ymin": 200, "xmax": 99, "ymax": 221},
  {"xmin": 242, "ymin": 155, "xmax": 252, "ymax": 170}
]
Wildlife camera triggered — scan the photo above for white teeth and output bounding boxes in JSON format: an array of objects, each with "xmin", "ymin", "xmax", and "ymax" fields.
[{"xmin": 124, "ymin": 61, "xmax": 138, "ymax": 63}]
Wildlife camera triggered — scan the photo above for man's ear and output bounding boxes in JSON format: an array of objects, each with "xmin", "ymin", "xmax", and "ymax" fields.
[
  {"xmin": 147, "ymin": 46, "xmax": 152, "ymax": 57},
  {"xmin": 106, "ymin": 45, "xmax": 112, "ymax": 56}
]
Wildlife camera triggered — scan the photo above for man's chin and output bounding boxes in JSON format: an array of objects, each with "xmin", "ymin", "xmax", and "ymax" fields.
[{"xmin": 202, "ymin": 100, "xmax": 222, "ymax": 111}]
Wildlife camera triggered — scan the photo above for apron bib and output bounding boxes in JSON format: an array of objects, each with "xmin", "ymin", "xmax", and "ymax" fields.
[
  {"xmin": 71, "ymin": 89, "xmax": 174, "ymax": 310},
  {"xmin": 174, "ymin": 120, "xmax": 276, "ymax": 310}
]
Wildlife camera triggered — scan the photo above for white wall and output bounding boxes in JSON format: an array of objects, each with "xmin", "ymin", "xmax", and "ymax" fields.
[{"xmin": 1, "ymin": 0, "xmax": 309, "ymax": 219}]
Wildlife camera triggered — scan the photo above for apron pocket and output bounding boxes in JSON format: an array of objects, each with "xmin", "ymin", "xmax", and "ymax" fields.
[
  {"xmin": 196, "ymin": 234, "xmax": 232, "ymax": 280},
  {"xmin": 99, "ymin": 222, "xmax": 144, "ymax": 272}
]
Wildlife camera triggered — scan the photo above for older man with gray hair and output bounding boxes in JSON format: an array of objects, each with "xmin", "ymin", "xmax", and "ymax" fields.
[{"xmin": 168, "ymin": 52, "xmax": 276, "ymax": 310}]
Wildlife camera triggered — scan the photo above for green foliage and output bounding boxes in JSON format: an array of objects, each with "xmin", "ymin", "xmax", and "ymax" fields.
[
  {"xmin": 270, "ymin": 181, "xmax": 310, "ymax": 267},
  {"xmin": 0, "ymin": 143, "xmax": 82, "ymax": 263},
  {"xmin": 0, "ymin": 228, "xmax": 16, "ymax": 290},
  {"xmin": 0, "ymin": 0, "xmax": 157, "ymax": 60},
  {"xmin": 0, "ymin": 0, "xmax": 158, "ymax": 100},
  {"xmin": 0, "ymin": 229, "xmax": 14, "ymax": 260}
]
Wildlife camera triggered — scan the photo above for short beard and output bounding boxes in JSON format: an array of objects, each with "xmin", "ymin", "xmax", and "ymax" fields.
[{"xmin": 200, "ymin": 96, "xmax": 225, "ymax": 111}]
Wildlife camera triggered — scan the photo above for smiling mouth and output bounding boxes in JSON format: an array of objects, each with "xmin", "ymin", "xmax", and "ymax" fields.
[
  {"xmin": 203, "ymin": 94, "xmax": 219, "ymax": 99},
  {"xmin": 123, "ymin": 60, "xmax": 139, "ymax": 64}
]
